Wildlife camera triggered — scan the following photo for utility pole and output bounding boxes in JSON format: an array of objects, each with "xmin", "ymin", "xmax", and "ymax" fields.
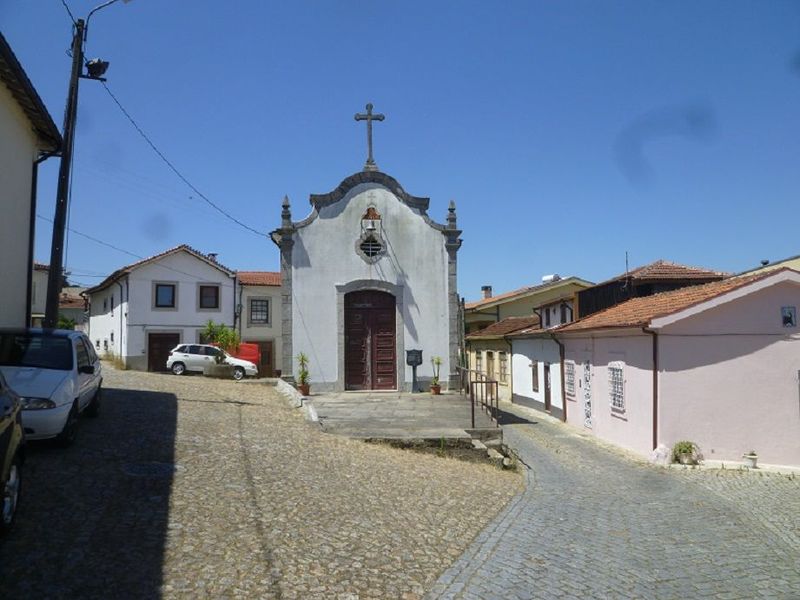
[{"xmin": 43, "ymin": 19, "xmax": 85, "ymax": 328}]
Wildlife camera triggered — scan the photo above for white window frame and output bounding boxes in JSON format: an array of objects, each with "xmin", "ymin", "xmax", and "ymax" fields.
[
  {"xmin": 248, "ymin": 297, "xmax": 271, "ymax": 326},
  {"xmin": 608, "ymin": 361, "xmax": 625, "ymax": 412}
]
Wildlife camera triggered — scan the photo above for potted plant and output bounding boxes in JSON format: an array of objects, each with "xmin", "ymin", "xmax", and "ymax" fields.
[
  {"xmin": 672, "ymin": 440, "xmax": 699, "ymax": 465},
  {"xmin": 296, "ymin": 352, "xmax": 310, "ymax": 396},
  {"xmin": 742, "ymin": 450, "xmax": 758, "ymax": 468},
  {"xmin": 430, "ymin": 356, "xmax": 442, "ymax": 395}
]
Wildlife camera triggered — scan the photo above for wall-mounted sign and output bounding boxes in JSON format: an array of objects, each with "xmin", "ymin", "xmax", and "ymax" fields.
[{"xmin": 782, "ymin": 306, "xmax": 797, "ymax": 327}]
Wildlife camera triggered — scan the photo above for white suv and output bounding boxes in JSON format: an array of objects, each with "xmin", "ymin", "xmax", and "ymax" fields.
[
  {"xmin": 0, "ymin": 329, "xmax": 102, "ymax": 446},
  {"xmin": 166, "ymin": 344, "xmax": 258, "ymax": 380}
]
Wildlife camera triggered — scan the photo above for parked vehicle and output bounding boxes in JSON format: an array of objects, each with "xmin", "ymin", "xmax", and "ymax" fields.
[
  {"xmin": 1, "ymin": 370, "xmax": 24, "ymax": 536},
  {"xmin": 166, "ymin": 344, "xmax": 258, "ymax": 380},
  {"xmin": 0, "ymin": 329, "xmax": 102, "ymax": 446},
  {"xmin": 222, "ymin": 342, "xmax": 260, "ymax": 367}
]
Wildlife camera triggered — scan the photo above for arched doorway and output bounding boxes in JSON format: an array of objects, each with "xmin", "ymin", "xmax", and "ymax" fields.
[{"xmin": 344, "ymin": 290, "xmax": 396, "ymax": 390}]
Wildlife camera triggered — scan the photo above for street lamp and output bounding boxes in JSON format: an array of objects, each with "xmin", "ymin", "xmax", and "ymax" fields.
[{"xmin": 44, "ymin": 0, "xmax": 132, "ymax": 328}]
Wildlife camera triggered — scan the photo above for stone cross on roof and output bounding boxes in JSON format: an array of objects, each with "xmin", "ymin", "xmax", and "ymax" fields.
[{"xmin": 354, "ymin": 102, "xmax": 385, "ymax": 172}]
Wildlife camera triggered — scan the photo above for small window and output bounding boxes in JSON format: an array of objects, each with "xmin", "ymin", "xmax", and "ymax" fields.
[
  {"xmin": 782, "ymin": 306, "xmax": 797, "ymax": 327},
  {"xmin": 95, "ymin": 339, "xmax": 100, "ymax": 349},
  {"xmin": 111, "ymin": 294, "xmax": 114, "ymax": 316},
  {"xmin": 565, "ymin": 361, "xmax": 576, "ymax": 396},
  {"xmin": 475, "ymin": 352, "xmax": 483, "ymax": 373},
  {"xmin": 499, "ymin": 352, "xmax": 508, "ymax": 383},
  {"xmin": 560, "ymin": 303, "xmax": 567, "ymax": 324},
  {"xmin": 199, "ymin": 285, "xmax": 220, "ymax": 309},
  {"xmin": 110, "ymin": 331, "xmax": 114, "ymax": 343},
  {"xmin": 155, "ymin": 284, "xmax": 176, "ymax": 308},
  {"xmin": 544, "ymin": 309, "xmax": 551, "ymax": 328},
  {"xmin": 250, "ymin": 299, "xmax": 269, "ymax": 325},
  {"xmin": 103, "ymin": 298, "xmax": 107, "ymax": 312},
  {"xmin": 531, "ymin": 361, "xmax": 539, "ymax": 392},
  {"xmin": 360, "ymin": 236, "xmax": 382, "ymax": 258},
  {"xmin": 609, "ymin": 362, "xmax": 625, "ymax": 412}
]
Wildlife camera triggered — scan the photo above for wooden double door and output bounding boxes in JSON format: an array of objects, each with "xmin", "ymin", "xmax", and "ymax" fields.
[
  {"xmin": 148, "ymin": 332, "xmax": 180, "ymax": 372},
  {"xmin": 345, "ymin": 290, "xmax": 397, "ymax": 390}
]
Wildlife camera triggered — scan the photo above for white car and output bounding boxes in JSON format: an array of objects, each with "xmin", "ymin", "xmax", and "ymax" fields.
[
  {"xmin": 0, "ymin": 329, "xmax": 102, "ymax": 446},
  {"xmin": 166, "ymin": 344, "xmax": 258, "ymax": 380}
]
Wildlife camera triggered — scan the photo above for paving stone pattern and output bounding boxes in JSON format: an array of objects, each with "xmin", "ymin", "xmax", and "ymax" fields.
[
  {"xmin": 1, "ymin": 366, "xmax": 520, "ymax": 599},
  {"xmin": 427, "ymin": 417, "xmax": 800, "ymax": 599}
]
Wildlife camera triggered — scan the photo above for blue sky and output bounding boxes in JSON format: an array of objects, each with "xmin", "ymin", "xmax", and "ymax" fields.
[{"xmin": 3, "ymin": 1, "xmax": 799, "ymax": 300}]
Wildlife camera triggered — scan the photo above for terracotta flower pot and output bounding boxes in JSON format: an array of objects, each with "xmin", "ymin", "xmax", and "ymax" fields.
[
  {"xmin": 298, "ymin": 383, "xmax": 310, "ymax": 396},
  {"xmin": 430, "ymin": 384, "xmax": 441, "ymax": 395}
]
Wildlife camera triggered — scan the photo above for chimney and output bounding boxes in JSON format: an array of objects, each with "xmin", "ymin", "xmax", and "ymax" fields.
[
  {"xmin": 208, "ymin": 253, "xmax": 218, "ymax": 263},
  {"xmin": 481, "ymin": 285, "xmax": 492, "ymax": 299}
]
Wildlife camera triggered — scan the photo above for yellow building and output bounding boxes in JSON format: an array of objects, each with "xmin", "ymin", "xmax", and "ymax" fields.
[{"xmin": 737, "ymin": 254, "xmax": 800, "ymax": 277}]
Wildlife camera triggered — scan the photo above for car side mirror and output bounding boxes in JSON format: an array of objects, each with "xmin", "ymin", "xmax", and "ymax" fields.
[{"xmin": 79, "ymin": 365, "xmax": 95, "ymax": 375}]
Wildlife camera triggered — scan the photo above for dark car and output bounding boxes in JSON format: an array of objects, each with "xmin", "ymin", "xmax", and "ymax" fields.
[{"xmin": 1, "ymin": 369, "xmax": 24, "ymax": 536}]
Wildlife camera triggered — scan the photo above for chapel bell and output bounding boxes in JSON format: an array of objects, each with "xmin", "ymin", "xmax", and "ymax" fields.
[{"xmin": 361, "ymin": 206, "xmax": 383, "ymax": 239}]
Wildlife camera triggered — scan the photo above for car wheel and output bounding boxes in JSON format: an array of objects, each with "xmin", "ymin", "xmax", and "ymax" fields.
[
  {"xmin": 55, "ymin": 402, "xmax": 79, "ymax": 447},
  {"xmin": 85, "ymin": 385, "xmax": 101, "ymax": 418},
  {"xmin": 233, "ymin": 366, "xmax": 245, "ymax": 381},
  {"xmin": 171, "ymin": 362, "xmax": 186, "ymax": 376},
  {"xmin": 0, "ymin": 454, "xmax": 21, "ymax": 536}
]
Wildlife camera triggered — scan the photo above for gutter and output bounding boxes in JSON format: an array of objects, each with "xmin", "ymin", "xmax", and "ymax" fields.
[{"xmin": 643, "ymin": 327, "xmax": 659, "ymax": 450}]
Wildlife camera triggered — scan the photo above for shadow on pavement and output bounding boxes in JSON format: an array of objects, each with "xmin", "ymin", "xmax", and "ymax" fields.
[
  {"xmin": 496, "ymin": 407, "xmax": 537, "ymax": 426},
  {"xmin": 0, "ymin": 387, "xmax": 177, "ymax": 599}
]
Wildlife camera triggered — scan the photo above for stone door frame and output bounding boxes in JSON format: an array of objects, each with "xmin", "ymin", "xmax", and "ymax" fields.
[{"xmin": 336, "ymin": 279, "xmax": 406, "ymax": 392}]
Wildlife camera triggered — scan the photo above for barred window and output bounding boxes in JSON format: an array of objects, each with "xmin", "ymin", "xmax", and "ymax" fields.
[
  {"xmin": 499, "ymin": 352, "xmax": 508, "ymax": 383},
  {"xmin": 565, "ymin": 361, "xmax": 576, "ymax": 396},
  {"xmin": 609, "ymin": 362, "xmax": 625, "ymax": 412},
  {"xmin": 250, "ymin": 298, "xmax": 269, "ymax": 325},
  {"xmin": 360, "ymin": 236, "xmax": 382, "ymax": 257}
]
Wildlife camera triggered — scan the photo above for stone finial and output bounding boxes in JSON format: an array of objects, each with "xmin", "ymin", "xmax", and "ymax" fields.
[
  {"xmin": 447, "ymin": 199, "xmax": 457, "ymax": 230},
  {"xmin": 281, "ymin": 195, "xmax": 292, "ymax": 228}
]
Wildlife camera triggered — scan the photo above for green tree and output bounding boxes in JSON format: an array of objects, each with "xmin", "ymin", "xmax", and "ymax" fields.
[
  {"xmin": 200, "ymin": 320, "xmax": 240, "ymax": 363},
  {"xmin": 57, "ymin": 314, "xmax": 76, "ymax": 330}
]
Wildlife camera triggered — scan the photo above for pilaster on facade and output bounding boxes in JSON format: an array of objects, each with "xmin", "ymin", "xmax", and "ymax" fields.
[{"xmin": 445, "ymin": 200, "xmax": 463, "ymax": 390}]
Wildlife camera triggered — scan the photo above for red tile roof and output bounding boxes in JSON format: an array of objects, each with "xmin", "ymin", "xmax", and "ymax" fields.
[
  {"xmin": 466, "ymin": 315, "xmax": 540, "ymax": 339},
  {"xmin": 558, "ymin": 270, "xmax": 785, "ymax": 332},
  {"xmin": 86, "ymin": 245, "xmax": 234, "ymax": 294},
  {"xmin": 237, "ymin": 271, "xmax": 281, "ymax": 286},
  {"xmin": 595, "ymin": 259, "xmax": 727, "ymax": 286},
  {"xmin": 59, "ymin": 293, "xmax": 85, "ymax": 309},
  {"xmin": 465, "ymin": 277, "xmax": 593, "ymax": 310}
]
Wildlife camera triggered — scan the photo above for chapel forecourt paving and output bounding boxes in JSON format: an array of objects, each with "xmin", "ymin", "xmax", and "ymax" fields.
[{"xmin": 0, "ymin": 364, "xmax": 521, "ymax": 600}]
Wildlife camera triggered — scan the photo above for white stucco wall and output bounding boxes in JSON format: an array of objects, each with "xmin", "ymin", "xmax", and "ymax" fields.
[
  {"xmin": 87, "ymin": 284, "xmax": 126, "ymax": 359},
  {"xmin": 239, "ymin": 283, "xmax": 282, "ymax": 374},
  {"xmin": 562, "ymin": 333, "xmax": 655, "ymax": 457},
  {"xmin": 0, "ymin": 82, "xmax": 37, "ymax": 328},
  {"xmin": 510, "ymin": 337, "xmax": 564, "ymax": 417},
  {"xmin": 291, "ymin": 182, "xmax": 451, "ymax": 389},
  {"xmin": 658, "ymin": 280, "xmax": 800, "ymax": 466}
]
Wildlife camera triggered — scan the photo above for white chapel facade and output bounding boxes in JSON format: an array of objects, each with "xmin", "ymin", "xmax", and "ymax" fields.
[{"xmin": 271, "ymin": 106, "xmax": 462, "ymax": 391}]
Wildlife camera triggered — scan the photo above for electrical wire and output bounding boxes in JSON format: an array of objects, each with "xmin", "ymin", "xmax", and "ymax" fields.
[
  {"xmin": 35, "ymin": 214, "xmax": 238, "ymax": 289},
  {"xmin": 100, "ymin": 82, "xmax": 267, "ymax": 237},
  {"xmin": 59, "ymin": 0, "xmax": 78, "ymax": 26}
]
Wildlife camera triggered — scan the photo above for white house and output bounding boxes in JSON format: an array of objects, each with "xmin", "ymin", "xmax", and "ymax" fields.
[
  {"xmin": 86, "ymin": 245, "xmax": 236, "ymax": 371},
  {"xmin": 0, "ymin": 33, "xmax": 61, "ymax": 327},
  {"xmin": 236, "ymin": 271, "xmax": 282, "ymax": 377},
  {"xmin": 271, "ymin": 168, "xmax": 462, "ymax": 392}
]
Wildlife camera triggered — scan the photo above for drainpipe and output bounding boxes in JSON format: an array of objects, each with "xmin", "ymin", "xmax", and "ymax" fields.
[
  {"xmin": 116, "ymin": 279, "xmax": 125, "ymax": 363},
  {"xmin": 549, "ymin": 332, "xmax": 567, "ymax": 422},
  {"xmin": 643, "ymin": 327, "xmax": 659, "ymax": 450}
]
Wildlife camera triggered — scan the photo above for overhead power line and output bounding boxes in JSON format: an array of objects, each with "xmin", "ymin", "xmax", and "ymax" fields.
[
  {"xmin": 100, "ymin": 82, "xmax": 266, "ymax": 237},
  {"xmin": 59, "ymin": 0, "xmax": 78, "ymax": 26},
  {"xmin": 35, "ymin": 214, "xmax": 237, "ymax": 289}
]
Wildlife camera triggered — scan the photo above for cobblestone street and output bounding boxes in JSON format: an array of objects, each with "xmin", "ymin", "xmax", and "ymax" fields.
[
  {"xmin": 1, "ymin": 366, "xmax": 520, "ymax": 599},
  {"xmin": 427, "ymin": 409, "xmax": 800, "ymax": 599}
]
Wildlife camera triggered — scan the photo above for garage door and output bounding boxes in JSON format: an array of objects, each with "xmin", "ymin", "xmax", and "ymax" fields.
[{"xmin": 147, "ymin": 333, "xmax": 180, "ymax": 372}]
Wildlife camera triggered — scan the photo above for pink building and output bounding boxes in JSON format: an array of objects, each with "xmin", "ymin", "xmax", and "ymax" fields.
[{"xmin": 553, "ymin": 268, "xmax": 800, "ymax": 468}]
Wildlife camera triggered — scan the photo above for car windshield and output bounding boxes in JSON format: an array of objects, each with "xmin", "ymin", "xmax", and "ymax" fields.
[{"xmin": 0, "ymin": 333, "xmax": 74, "ymax": 371}]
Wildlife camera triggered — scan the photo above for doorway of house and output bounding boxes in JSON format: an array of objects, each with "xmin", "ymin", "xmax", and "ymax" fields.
[
  {"xmin": 147, "ymin": 332, "xmax": 180, "ymax": 372},
  {"xmin": 344, "ymin": 290, "xmax": 396, "ymax": 390},
  {"xmin": 256, "ymin": 341, "xmax": 274, "ymax": 377},
  {"xmin": 544, "ymin": 362, "xmax": 552, "ymax": 411}
]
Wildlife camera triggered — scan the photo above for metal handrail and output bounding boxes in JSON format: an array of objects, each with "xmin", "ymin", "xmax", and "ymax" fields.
[{"xmin": 456, "ymin": 366, "xmax": 500, "ymax": 428}]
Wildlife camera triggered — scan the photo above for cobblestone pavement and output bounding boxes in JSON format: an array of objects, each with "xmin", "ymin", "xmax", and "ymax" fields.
[
  {"xmin": 1, "ymin": 366, "xmax": 520, "ymax": 599},
  {"xmin": 427, "ymin": 410, "xmax": 800, "ymax": 599}
]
